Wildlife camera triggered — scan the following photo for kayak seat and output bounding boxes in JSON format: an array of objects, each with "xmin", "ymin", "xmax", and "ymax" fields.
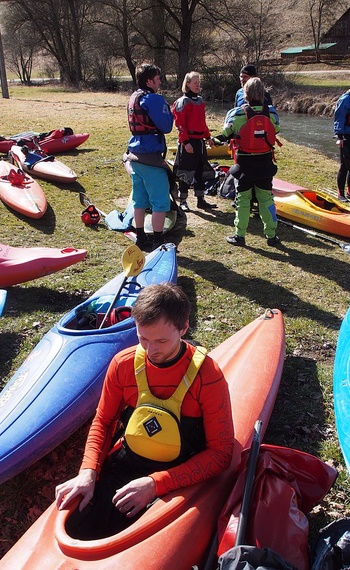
[
  {"xmin": 24, "ymin": 151, "xmax": 55, "ymax": 169},
  {"xmin": 96, "ymin": 306, "xmax": 132, "ymax": 328}
]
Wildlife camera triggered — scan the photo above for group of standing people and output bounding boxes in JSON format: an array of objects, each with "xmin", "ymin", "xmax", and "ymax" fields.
[{"xmin": 124, "ymin": 62, "xmax": 281, "ymax": 251}]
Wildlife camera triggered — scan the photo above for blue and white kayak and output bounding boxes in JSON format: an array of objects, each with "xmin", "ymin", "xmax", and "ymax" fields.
[
  {"xmin": 0, "ymin": 289, "xmax": 7, "ymax": 317},
  {"xmin": 0, "ymin": 244, "xmax": 177, "ymax": 485},
  {"xmin": 333, "ymin": 306, "xmax": 350, "ymax": 474}
]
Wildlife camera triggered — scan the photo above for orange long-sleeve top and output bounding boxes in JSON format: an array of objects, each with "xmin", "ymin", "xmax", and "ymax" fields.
[{"xmin": 81, "ymin": 342, "xmax": 234, "ymax": 497}]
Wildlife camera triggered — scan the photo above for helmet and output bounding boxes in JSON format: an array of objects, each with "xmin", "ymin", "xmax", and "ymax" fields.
[{"xmin": 81, "ymin": 204, "xmax": 101, "ymax": 225}]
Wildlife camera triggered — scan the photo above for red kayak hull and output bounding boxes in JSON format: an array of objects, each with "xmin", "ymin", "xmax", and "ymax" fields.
[
  {"xmin": 0, "ymin": 160, "xmax": 47, "ymax": 218},
  {"xmin": 0, "ymin": 132, "xmax": 89, "ymax": 155},
  {"xmin": 0, "ymin": 243, "xmax": 87, "ymax": 287},
  {"xmin": 0, "ymin": 309, "xmax": 285, "ymax": 569}
]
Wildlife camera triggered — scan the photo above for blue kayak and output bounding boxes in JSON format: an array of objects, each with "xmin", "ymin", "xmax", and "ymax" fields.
[
  {"xmin": 333, "ymin": 306, "xmax": 350, "ymax": 474},
  {"xmin": 0, "ymin": 244, "xmax": 177, "ymax": 485},
  {"xmin": 0, "ymin": 289, "xmax": 7, "ymax": 317}
]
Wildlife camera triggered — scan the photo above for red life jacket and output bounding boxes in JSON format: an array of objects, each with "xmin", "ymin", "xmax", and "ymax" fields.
[
  {"xmin": 231, "ymin": 104, "xmax": 277, "ymax": 155},
  {"xmin": 128, "ymin": 89, "xmax": 159, "ymax": 135}
]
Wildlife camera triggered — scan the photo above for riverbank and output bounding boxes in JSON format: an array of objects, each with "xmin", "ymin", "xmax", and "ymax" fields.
[
  {"xmin": 273, "ymin": 87, "xmax": 340, "ymax": 117},
  {"xmin": 269, "ymin": 63, "xmax": 349, "ymax": 117}
]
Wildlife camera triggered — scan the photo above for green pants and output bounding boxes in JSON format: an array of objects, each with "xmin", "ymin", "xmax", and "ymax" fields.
[{"xmin": 234, "ymin": 186, "xmax": 277, "ymax": 239}]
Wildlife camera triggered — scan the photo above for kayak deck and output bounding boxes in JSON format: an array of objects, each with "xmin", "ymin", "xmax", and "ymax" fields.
[{"xmin": 0, "ymin": 243, "xmax": 87, "ymax": 287}]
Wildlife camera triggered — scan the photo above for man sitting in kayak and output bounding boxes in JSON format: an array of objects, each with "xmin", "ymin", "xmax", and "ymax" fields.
[{"xmin": 55, "ymin": 282, "xmax": 234, "ymax": 540}]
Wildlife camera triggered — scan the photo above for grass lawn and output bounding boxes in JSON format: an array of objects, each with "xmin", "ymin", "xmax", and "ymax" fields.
[{"xmin": 0, "ymin": 85, "xmax": 350, "ymax": 560}]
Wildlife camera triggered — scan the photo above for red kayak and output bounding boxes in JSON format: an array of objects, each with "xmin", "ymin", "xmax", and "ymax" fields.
[
  {"xmin": 0, "ymin": 243, "xmax": 87, "ymax": 287},
  {"xmin": 0, "ymin": 129, "xmax": 89, "ymax": 155},
  {"xmin": 0, "ymin": 309, "xmax": 285, "ymax": 570},
  {"xmin": 0, "ymin": 160, "xmax": 47, "ymax": 218}
]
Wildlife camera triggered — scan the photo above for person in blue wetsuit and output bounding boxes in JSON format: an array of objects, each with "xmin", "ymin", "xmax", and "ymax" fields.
[
  {"xmin": 234, "ymin": 64, "xmax": 272, "ymax": 108},
  {"xmin": 334, "ymin": 89, "xmax": 350, "ymax": 201},
  {"xmin": 125, "ymin": 63, "xmax": 174, "ymax": 251}
]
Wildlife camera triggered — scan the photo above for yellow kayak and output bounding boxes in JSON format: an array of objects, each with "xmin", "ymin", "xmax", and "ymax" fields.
[{"xmin": 273, "ymin": 178, "xmax": 350, "ymax": 238}]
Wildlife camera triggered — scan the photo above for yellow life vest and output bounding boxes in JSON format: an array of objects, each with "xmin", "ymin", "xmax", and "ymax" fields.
[{"xmin": 124, "ymin": 344, "xmax": 207, "ymax": 462}]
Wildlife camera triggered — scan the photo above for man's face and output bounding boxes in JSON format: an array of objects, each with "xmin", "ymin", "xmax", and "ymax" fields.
[
  {"xmin": 240, "ymin": 72, "xmax": 251, "ymax": 87},
  {"xmin": 147, "ymin": 74, "xmax": 161, "ymax": 92},
  {"xmin": 136, "ymin": 317, "xmax": 188, "ymax": 365}
]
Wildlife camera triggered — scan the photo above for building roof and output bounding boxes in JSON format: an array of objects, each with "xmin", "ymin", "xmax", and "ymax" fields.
[{"xmin": 281, "ymin": 43, "xmax": 337, "ymax": 54}]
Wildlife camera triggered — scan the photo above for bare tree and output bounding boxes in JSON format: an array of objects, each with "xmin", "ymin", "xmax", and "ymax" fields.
[
  {"xmin": 4, "ymin": 0, "xmax": 97, "ymax": 84},
  {"xmin": 306, "ymin": 0, "xmax": 340, "ymax": 62},
  {"xmin": 2, "ymin": 16, "xmax": 38, "ymax": 84}
]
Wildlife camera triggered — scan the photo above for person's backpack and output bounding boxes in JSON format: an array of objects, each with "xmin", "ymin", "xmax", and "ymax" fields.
[
  {"xmin": 311, "ymin": 518, "xmax": 350, "ymax": 569},
  {"xmin": 230, "ymin": 104, "xmax": 281, "ymax": 159},
  {"xmin": 217, "ymin": 545, "xmax": 296, "ymax": 570}
]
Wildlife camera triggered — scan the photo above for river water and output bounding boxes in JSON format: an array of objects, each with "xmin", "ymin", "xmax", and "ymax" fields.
[
  {"xmin": 278, "ymin": 111, "xmax": 337, "ymax": 160},
  {"xmin": 213, "ymin": 104, "xmax": 338, "ymax": 161}
]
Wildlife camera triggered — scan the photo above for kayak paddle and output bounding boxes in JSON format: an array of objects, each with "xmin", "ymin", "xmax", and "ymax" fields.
[
  {"xmin": 235, "ymin": 419, "xmax": 263, "ymax": 546},
  {"xmin": 99, "ymin": 244, "xmax": 145, "ymax": 329},
  {"xmin": 277, "ymin": 218, "xmax": 350, "ymax": 254}
]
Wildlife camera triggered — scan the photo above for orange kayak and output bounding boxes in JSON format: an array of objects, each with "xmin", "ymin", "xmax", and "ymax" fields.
[
  {"xmin": 273, "ymin": 178, "xmax": 350, "ymax": 238},
  {"xmin": 0, "ymin": 309, "xmax": 285, "ymax": 570},
  {"xmin": 0, "ymin": 160, "xmax": 47, "ymax": 218}
]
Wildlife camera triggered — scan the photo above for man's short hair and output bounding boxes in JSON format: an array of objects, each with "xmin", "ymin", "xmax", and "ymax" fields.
[
  {"xmin": 132, "ymin": 282, "xmax": 190, "ymax": 330},
  {"xmin": 240, "ymin": 64, "xmax": 257, "ymax": 77},
  {"xmin": 244, "ymin": 77, "xmax": 265, "ymax": 104},
  {"xmin": 136, "ymin": 63, "xmax": 161, "ymax": 89}
]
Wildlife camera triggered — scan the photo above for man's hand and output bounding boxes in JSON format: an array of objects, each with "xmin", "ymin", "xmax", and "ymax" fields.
[
  {"xmin": 184, "ymin": 142, "xmax": 194, "ymax": 153},
  {"xmin": 55, "ymin": 468, "xmax": 97, "ymax": 512},
  {"xmin": 112, "ymin": 476, "xmax": 156, "ymax": 518}
]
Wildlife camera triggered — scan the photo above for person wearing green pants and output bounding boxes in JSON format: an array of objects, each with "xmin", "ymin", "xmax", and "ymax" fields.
[{"xmin": 219, "ymin": 76, "xmax": 281, "ymax": 247}]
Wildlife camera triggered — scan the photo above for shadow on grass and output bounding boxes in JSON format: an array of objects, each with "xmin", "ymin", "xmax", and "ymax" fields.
[
  {"xmin": 2, "ymin": 201, "xmax": 56, "ymax": 235},
  {"xmin": 177, "ymin": 254, "xmax": 343, "ymax": 331},
  {"xmin": 0, "ymin": 287, "xmax": 88, "ymax": 383},
  {"xmin": 4, "ymin": 285, "xmax": 87, "ymax": 318},
  {"xmin": 231, "ymin": 214, "xmax": 350, "ymax": 293},
  {"xmin": 265, "ymin": 355, "xmax": 324, "ymax": 453}
]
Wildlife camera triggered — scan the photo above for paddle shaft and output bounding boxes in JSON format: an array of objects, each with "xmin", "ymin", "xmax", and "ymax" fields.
[
  {"xmin": 99, "ymin": 275, "xmax": 128, "ymax": 329},
  {"xmin": 235, "ymin": 419, "xmax": 263, "ymax": 546},
  {"xmin": 277, "ymin": 218, "xmax": 350, "ymax": 252},
  {"xmin": 99, "ymin": 245, "xmax": 145, "ymax": 329}
]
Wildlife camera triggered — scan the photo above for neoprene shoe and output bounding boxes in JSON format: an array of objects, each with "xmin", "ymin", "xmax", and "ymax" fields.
[
  {"xmin": 135, "ymin": 236, "xmax": 152, "ymax": 251},
  {"xmin": 180, "ymin": 200, "xmax": 190, "ymax": 212},
  {"xmin": 197, "ymin": 197, "xmax": 217, "ymax": 209},
  {"xmin": 267, "ymin": 235, "xmax": 281, "ymax": 246},
  {"xmin": 226, "ymin": 235, "xmax": 245, "ymax": 246}
]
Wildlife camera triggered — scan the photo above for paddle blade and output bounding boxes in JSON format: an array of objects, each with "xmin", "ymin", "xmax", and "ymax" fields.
[{"xmin": 122, "ymin": 244, "xmax": 145, "ymax": 277}]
